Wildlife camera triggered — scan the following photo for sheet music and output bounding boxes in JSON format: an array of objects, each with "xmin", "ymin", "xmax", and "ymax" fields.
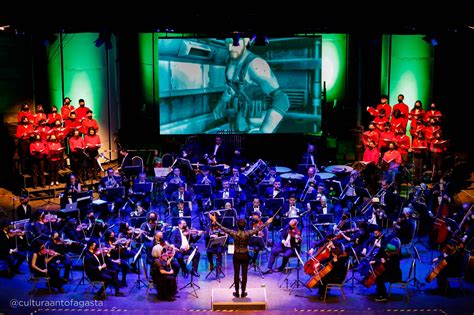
[{"xmin": 186, "ymin": 247, "xmax": 197, "ymax": 266}]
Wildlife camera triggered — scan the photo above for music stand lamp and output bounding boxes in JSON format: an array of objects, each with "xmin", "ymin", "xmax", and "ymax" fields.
[
  {"xmin": 289, "ymin": 248, "xmax": 311, "ymax": 295},
  {"xmin": 205, "ymin": 236, "xmax": 227, "ymax": 282},
  {"xmin": 179, "ymin": 247, "xmax": 200, "ymax": 298},
  {"xmin": 130, "ymin": 244, "xmax": 148, "ymax": 290}
]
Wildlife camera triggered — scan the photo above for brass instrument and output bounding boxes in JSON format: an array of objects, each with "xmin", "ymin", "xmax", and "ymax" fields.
[{"xmin": 300, "ymin": 177, "xmax": 316, "ymax": 201}]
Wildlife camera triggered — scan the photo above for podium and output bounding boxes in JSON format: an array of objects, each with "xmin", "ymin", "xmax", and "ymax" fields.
[{"xmin": 211, "ymin": 288, "xmax": 267, "ymax": 311}]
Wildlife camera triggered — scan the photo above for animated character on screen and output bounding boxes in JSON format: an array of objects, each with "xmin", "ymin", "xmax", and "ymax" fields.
[{"xmin": 213, "ymin": 37, "xmax": 290, "ymax": 133}]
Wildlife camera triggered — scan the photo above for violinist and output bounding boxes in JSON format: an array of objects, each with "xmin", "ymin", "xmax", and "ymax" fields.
[
  {"xmin": 140, "ymin": 211, "xmax": 161, "ymax": 246},
  {"xmin": 248, "ymin": 211, "xmax": 267, "ymax": 267},
  {"xmin": 31, "ymin": 242, "xmax": 65, "ymax": 293},
  {"xmin": 372, "ymin": 243, "xmax": 401, "ymax": 302},
  {"xmin": 83, "ymin": 210, "xmax": 106, "ymax": 240},
  {"xmin": 265, "ymin": 219, "xmax": 302, "ymax": 274},
  {"xmin": 0, "ymin": 220, "xmax": 26, "ymax": 277},
  {"xmin": 391, "ymin": 207, "xmax": 416, "ymax": 246},
  {"xmin": 206, "ymin": 222, "xmax": 226, "ymax": 271},
  {"xmin": 150, "ymin": 231, "xmax": 179, "ymax": 274},
  {"xmin": 83, "ymin": 240, "xmax": 124, "ymax": 300},
  {"xmin": 151, "ymin": 251, "xmax": 178, "ymax": 301},
  {"xmin": 31, "ymin": 210, "xmax": 53, "ymax": 242},
  {"xmin": 341, "ymin": 220, "xmax": 370, "ymax": 256},
  {"xmin": 315, "ymin": 243, "xmax": 348, "ymax": 300},
  {"xmin": 170, "ymin": 219, "xmax": 202, "ymax": 277},
  {"xmin": 103, "ymin": 230, "xmax": 130, "ymax": 288},
  {"xmin": 48, "ymin": 232, "xmax": 73, "ymax": 282}
]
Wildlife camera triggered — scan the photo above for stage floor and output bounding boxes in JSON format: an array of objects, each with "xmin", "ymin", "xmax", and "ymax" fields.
[{"xmin": 1, "ymin": 243, "xmax": 473, "ymax": 315}]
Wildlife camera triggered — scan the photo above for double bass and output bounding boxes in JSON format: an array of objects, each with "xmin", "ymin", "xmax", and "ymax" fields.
[{"xmin": 430, "ymin": 186, "xmax": 450, "ymax": 245}]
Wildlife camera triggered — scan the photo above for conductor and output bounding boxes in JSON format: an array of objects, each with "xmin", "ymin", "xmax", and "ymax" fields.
[{"xmin": 209, "ymin": 213, "xmax": 273, "ymax": 298}]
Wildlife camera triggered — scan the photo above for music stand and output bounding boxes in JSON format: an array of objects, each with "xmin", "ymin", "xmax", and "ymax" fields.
[
  {"xmin": 344, "ymin": 246, "xmax": 362, "ymax": 291},
  {"xmin": 408, "ymin": 246, "xmax": 424, "ymax": 289},
  {"xmin": 122, "ymin": 165, "xmax": 142, "ymax": 180},
  {"xmin": 248, "ymin": 235, "xmax": 266, "ymax": 278},
  {"xmin": 105, "ymin": 187, "xmax": 125, "ymax": 202},
  {"xmin": 133, "ymin": 182, "xmax": 153, "ymax": 194},
  {"xmin": 131, "ymin": 244, "xmax": 148, "ymax": 290},
  {"xmin": 206, "ymin": 236, "xmax": 227, "ymax": 282},
  {"xmin": 193, "ymin": 184, "xmax": 212, "ymax": 198},
  {"xmin": 214, "ymin": 198, "xmax": 234, "ymax": 209},
  {"xmin": 289, "ymin": 248, "xmax": 311, "ymax": 295},
  {"xmin": 180, "ymin": 247, "xmax": 200, "ymax": 298}
]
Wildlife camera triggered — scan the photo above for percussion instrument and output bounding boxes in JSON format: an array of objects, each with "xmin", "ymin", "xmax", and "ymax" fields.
[
  {"xmin": 316, "ymin": 172, "xmax": 335, "ymax": 180},
  {"xmin": 324, "ymin": 165, "xmax": 353, "ymax": 174},
  {"xmin": 243, "ymin": 159, "xmax": 269, "ymax": 185},
  {"xmin": 280, "ymin": 172, "xmax": 304, "ymax": 180},
  {"xmin": 274, "ymin": 166, "xmax": 291, "ymax": 173}
]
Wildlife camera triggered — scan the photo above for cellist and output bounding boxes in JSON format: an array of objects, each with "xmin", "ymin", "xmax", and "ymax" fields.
[
  {"xmin": 371, "ymin": 242, "xmax": 401, "ymax": 302},
  {"xmin": 432, "ymin": 239, "xmax": 465, "ymax": 294},
  {"xmin": 314, "ymin": 242, "xmax": 348, "ymax": 300}
]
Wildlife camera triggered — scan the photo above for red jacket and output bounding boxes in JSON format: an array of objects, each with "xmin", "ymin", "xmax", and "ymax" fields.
[
  {"xmin": 30, "ymin": 141, "xmax": 47, "ymax": 157},
  {"xmin": 362, "ymin": 130, "xmax": 379, "ymax": 147},
  {"xmin": 16, "ymin": 124, "xmax": 34, "ymax": 140},
  {"xmin": 61, "ymin": 105, "xmax": 75, "ymax": 120},
  {"xmin": 81, "ymin": 118, "xmax": 99, "ymax": 134},
  {"xmin": 395, "ymin": 134, "xmax": 410, "ymax": 155},
  {"xmin": 47, "ymin": 113, "xmax": 63, "ymax": 125},
  {"xmin": 47, "ymin": 142, "xmax": 63, "ymax": 161},
  {"xmin": 18, "ymin": 111, "xmax": 34, "ymax": 123},
  {"xmin": 75, "ymin": 106, "xmax": 90, "ymax": 122},
  {"xmin": 84, "ymin": 134, "xmax": 101, "ymax": 149},
  {"xmin": 383, "ymin": 149, "xmax": 402, "ymax": 169},
  {"xmin": 363, "ymin": 147, "xmax": 381, "ymax": 165},
  {"xmin": 69, "ymin": 136, "xmax": 85, "ymax": 153}
]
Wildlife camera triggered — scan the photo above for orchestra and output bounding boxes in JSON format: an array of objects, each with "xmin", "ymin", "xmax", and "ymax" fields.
[{"xmin": 2, "ymin": 93, "xmax": 472, "ymax": 306}]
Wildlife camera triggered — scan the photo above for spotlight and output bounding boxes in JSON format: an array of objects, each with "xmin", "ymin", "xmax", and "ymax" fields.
[
  {"xmin": 422, "ymin": 35, "xmax": 438, "ymax": 47},
  {"xmin": 95, "ymin": 28, "xmax": 112, "ymax": 50},
  {"xmin": 232, "ymin": 32, "xmax": 241, "ymax": 46}
]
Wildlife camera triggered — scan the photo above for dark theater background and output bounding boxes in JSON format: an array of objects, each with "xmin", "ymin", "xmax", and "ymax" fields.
[{"xmin": 0, "ymin": 7, "xmax": 473, "ymax": 315}]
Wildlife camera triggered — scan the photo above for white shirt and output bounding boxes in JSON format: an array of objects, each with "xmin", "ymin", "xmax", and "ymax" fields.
[
  {"xmin": 223, "ymin": 190, "xmax": 229, "ymax": 199},
  {"xmin": 180, "ymin": 229, "xmax": 190, "ymax": 249}
]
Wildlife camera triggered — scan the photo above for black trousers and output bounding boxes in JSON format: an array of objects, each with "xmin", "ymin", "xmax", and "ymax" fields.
[
  {"xmin": 175, "ymin": 248, "xmax": 200, "ymax": 273},
  {"xmin": 233, "ymin": 252, "xmax": 250, "ymax": 293}
]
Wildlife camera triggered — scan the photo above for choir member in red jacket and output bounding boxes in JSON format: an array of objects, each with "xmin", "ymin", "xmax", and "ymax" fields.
[
  {"xmin": 61, "ymin": 97, "xmax": 75, "ymax": 120},
  {"xmin": 69, "ymin": 129, "xmax": 86, "ymax": 181},
  {"xmin": 47, "ymin": 134, "xmax": 64, "ymax": 186},
  {"xmin": 382, "ymin": 142, "xmax": 402, "ymax": 183},
  {"xmin": 409, "ymin": 100, "xmax": 425, "ymax": 136},
  {"xmin": 390, "ymin": 109, "xmax": 407, "ymax": 134},
  {"xmin": 65, "ymin": 111, "xmax": 81, "ymax": 135},
  {"xmin": 363, "ymin": 139, "xmax": 381, "ymax": 165},
  {"xmin": 393, "ymin": 94, "xmax": 409, "ymax": 125},
  {"xmin": 81, "ymin": 110, "xmax": 99, "ymax": 134},
  {"xmin": 16, "ymin": 116, "xmax": 34, "ymax": 174},
  {"xmin": 30, "ymin": 134, "xmax": 47, "ymax": 188},
  {"xmin": 430, "ymin": 131, "xmax": 448, "ymax": 180},
  {"xmin": 362, "ymin": 122, "xmax": 379, "ymax": 148},
  {"xmin": 394, "ymin": 129, "xmax": 410, "ymax": 162},
  {"xmin": 424, "ymin": 102, "xmax": 442, "ymax": 124},
  {"xmin": 47, "ymin": 106, "xmax": 63, "ymax": 126},
  {"xmin": 84, "ymin": 127, "xmax": 101, "ymax": 180},
  {"xmin": 18, "ymin": 103, "xmax": 34, "ymax": 123},
  {"xmin": 75, "ymin": 99, "xmax": 90, "ymax": 123}
]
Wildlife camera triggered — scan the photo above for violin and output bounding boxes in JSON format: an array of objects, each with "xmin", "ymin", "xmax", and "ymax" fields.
[
  {"xmin": 44, "ymin": 213, "xmax": 58, "ymax": 223},
  {"xmin": 183, "ymin": 227, "xmax": 205, "ymax": 236},
  {"xmin": 8, "ymin": 229, "xmax": 25, "ymax": 236},
  {"xmin": 40, "ymin": 248, "xmax": 61, "ymax": 256}
]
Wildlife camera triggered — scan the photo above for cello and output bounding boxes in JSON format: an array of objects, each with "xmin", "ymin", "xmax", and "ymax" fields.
[
  {"xmin": 305, "ymin": 263, "xmax": 334, "ymax": 288},
  {"xmin": 304, "ymin": 240, "xmax": 333, "ymax": 275}
]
